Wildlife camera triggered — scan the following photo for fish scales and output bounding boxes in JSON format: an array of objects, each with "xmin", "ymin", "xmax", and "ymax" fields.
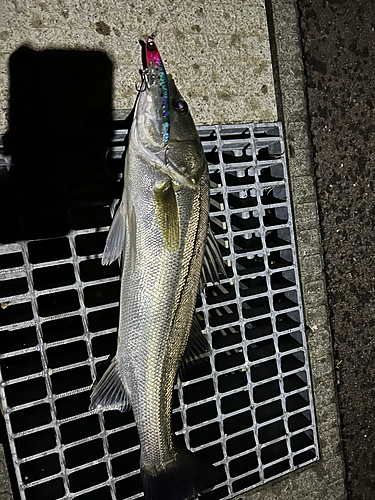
[{"xmin": 119, "ymin": 142, "xmax": 210, "ymax": 473}]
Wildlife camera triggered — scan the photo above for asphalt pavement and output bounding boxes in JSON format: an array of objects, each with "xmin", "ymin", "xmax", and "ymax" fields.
[{"xmin": 297, "ymin": 0, "xmax": 375, "ymax": 499}]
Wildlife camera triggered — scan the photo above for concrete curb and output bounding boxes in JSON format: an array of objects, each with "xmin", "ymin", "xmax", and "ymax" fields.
[{"xmin": 235, "ymin": 1, "xmax": 347, "ymax": 498}]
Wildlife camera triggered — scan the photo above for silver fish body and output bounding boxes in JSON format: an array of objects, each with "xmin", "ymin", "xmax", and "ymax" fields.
[
  {"xmin": 90, "ymin": 73, "xmax": 223, "ymax": 499},
  {"xmin": 119, "ymin": 78, "xmax": 209, "ymax": 474}
]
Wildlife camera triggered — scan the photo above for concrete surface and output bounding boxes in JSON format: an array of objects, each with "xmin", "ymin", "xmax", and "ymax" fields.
[
  {"xmin": 0, "ymin": 444, "xmax": 13, "ymax": 500},
  {"xmin": 0, "ymin": 0, "xmax": 277, "ymax": 133}
]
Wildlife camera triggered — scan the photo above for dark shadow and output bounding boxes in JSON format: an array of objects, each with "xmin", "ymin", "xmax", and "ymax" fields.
[{"xmin": 1, "ymin": 46, "xmax": 116, "ymax": 242}]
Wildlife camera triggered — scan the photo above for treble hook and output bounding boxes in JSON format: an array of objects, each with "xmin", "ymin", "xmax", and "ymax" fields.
[{"xmin": 136, "ymin": 69, "xmax": 148, "ymax": 92}]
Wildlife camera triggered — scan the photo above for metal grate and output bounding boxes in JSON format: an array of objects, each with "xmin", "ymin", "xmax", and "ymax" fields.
[{"xmin": 0, "ymin": 123, "xmax": 319, "ymax": 500}]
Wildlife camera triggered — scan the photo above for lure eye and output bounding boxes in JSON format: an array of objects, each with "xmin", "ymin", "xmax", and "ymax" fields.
[
  {"xmin": 173, "ymin": 99, "xmax": 188, "ymax": 113},
  {"xmin": 147, "ymin": 40, "xmax": 156, "ymax": 51}
]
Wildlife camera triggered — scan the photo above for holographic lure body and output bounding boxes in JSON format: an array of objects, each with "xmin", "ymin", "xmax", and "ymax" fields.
[{"xmin": 144, "ymin": 36, "xmax": 170, "ymax": 147}]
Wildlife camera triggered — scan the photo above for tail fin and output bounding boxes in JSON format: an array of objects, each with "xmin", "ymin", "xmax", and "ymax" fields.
[{"xmin": 141, "ymin": 449, "xmax": 224, "ymax": 500}]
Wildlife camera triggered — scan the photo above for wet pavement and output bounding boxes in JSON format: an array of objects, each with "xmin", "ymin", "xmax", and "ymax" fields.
[{"xmin": 297, "ymin": 0, "xmax": 375, "ymax": 498}]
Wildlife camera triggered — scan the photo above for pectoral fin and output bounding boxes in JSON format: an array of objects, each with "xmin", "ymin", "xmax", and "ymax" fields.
[
  {"xmin": 102, "ymin": 203, "xmax": 126, "ymax": 266},
  {"xmin": 153, "ymin": 181, "xmax": 180, "ymax": 252}
]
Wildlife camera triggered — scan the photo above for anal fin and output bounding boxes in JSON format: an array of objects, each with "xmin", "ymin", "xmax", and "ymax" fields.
[{"xmin": 89, "ymin": 358, "xmax": 131, "ymax": 412}]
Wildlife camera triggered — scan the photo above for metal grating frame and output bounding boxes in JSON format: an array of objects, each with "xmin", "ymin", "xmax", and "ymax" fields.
[{"xmin": 0, "ymin": 122, "xmax": 319, "ymax": 500}]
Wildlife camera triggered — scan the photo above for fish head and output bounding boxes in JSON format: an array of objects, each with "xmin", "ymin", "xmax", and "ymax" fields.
[
  {"xmin": 133, "ymin": 39, "xmax": 206, "ymax": 189},
  {"xmin": 166, "ymin": 75, "xmax": 207, "ymax": 189}
]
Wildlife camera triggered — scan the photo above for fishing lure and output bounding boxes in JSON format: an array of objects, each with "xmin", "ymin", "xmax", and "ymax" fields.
[{"xmin": 143, "ymin": 36, "xmax": 170, "ymax": 147}]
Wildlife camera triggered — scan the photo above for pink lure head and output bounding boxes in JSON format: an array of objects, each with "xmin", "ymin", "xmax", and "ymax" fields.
[
  {"xmin": 142, "ymin": 36, "xmax": 170, "ymax": 145},
  {"xmin": 144, "ymin": 36, "xmax": 163, "ymax": 69}
]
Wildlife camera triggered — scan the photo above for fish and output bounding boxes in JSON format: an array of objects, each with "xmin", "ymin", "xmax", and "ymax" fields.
[{"xmin": 90, "ymin": 36, "xmax": 225, "ymax": 500}]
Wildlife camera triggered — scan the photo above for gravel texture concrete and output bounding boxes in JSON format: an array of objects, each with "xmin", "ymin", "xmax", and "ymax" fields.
[
  {"xmin": 0, "ymin": 0, "xmax": 277, "ymax": 132},
  {"xmin": 0, "ymin": 444, "xmax": 13, "ymax": 500}
]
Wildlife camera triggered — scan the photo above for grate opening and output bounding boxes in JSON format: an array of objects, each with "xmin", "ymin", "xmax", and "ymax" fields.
[
  {"xmin": 245, "ymin": 318, "xmax": 273, "ymax": 341},
  {"xmin": 253, "ymin": 380, "xmax": 280, "ymax": 403},
  {"xmin": 47, "ymin": 340, "xmax": 88, "ymax": 369},
  {"xmin": 218, "ymin": 370, "xmax": 247, "ymax": 394},
  {"xmin": 80, "ymin": 258, "xmax": 120, "ymax": 282},
  {"xmin": 227, "ymin": 432, "xmax": 255, "ymax": 457},
  {"xmin": 21, "ymin": 454, "xmax": 61, "ymax": 484},
  {"xmin": 28, "ymin": 238, "xmax": 71, "ymax": 264},
  {"xmin": 51, "ymin": 365, "xmax": 92, "ymax": 394},
  {"xmin": 0, "ymin": 326, "xmax": 38, "ymax": 354},
  {"xmin": 264, "ymin": 459, "xmax": 289, "ymax": 479},
  {"xmin": 5, "ymin": 377, "xmax": 47, "ymax": 407},
  {"xmin": 0, "ymin": 123, "xmax": 319, "ymax": 500},
  {"xmin": 42, "ymin": 316, "xmax": 84, "ymax": 343},
  {"xmin": 115, "ymin": 475, "xmax": 143, "ymax": 499},
  {"xmin": 15, "ymin": 428, "xmax": 56, "ymax": 459},
  {"xmin": 108, "ymin": 427, "xmax": 139, "ymax": 454},
  {"xmin": 0, "ymin": 302, "xmax": 33, "ymax": 327},
  {"xmin": 220, "ymin": 127, "xmax": 250, "ymax": 140},
  {"xmin": 286, "ymin": 390, "xmax": 310, "ymax": 412},
  {"xmin": 25, "ymin": 477, "xmax": 65, "ymax": 500},
  {"xmin": 10, "ymin": 403, "xmax": 52, "ymax": 433},
  {"xmin": 261, "ymin": 440, "xmax": 288, "ymax": 464},
  {"xmin": 293, "ymin": 448, "xmax": 316, "ymax": 467},
  {"xmin": 88, "ymin": 306, "xmax": 120, "ymax": 332},
  {"xmin": 258, "ymin": 420, "xmax": 285, "ymax": 444},
  {"xmin": 225, "ymin": 168, "xmax": 255, "ymax": 186},
  {"xmin": 261, "ymin": 184, "xmax": 287, "ymax": 205},
  {"xmin": 55, "ymin": 391, "xmax": 92, "ymax": 420},
  {"xmin": 255, "ymin": 400, "xmax": 283, "ymax": 424},
  {"xmin": 229, "ymin": 452, "xmax": 258, "ymax": 477},
  {"xmin": 232, "ymin": 472, "xmax": 259, "ymax": 493},
  {"xmin": 228, "ymin": 190, "xmax": 257, "ymax": 209},
  {"xmin": 38, "ymin": 289, "xmax": 80, "ymax": 317},
  {"xmin": 0, "ymin": 277, "xmax": 28, "ymax": 296},
  {"xmin": 65, "ymin": 439, "xmax": 105, "ymax": 469},
  {"xmin": 0, "ymin": 252, "xmax": 24, "ymax": 269},
  {"xmin": 0, "ymin": 351, "xmax": 42, "ymax": 380},
  {"xmin": 69, "ymin": 462, "xmax": 108, "ymax": 493},
  {"xmin": 76, "ymin": 486, "xmax": 113, "ymax": 500},
  {"xmin": 33, "ymin": 264, "xmax": 76, "ymax": 291}
]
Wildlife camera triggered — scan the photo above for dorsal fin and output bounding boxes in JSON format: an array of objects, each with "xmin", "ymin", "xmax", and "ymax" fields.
[
  {"xmin": 200, "ymin": 225, "xmax": 227, "ymax": 289},
  {"xmin": 184, "ymin": 314, "xmax": 209, "ymax": 359},
  {"xmin": 89, "ymin": 358, "xmax": 131, "ymax": 412}
]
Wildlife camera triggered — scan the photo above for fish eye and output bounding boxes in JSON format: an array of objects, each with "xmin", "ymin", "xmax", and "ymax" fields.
[
  {"xmin": 147, "ymin": 40, "xmax": 156, "ymax": 51},
  {"xmin": 173, "ymin": 99, "xmax": 188, "ymax": 113}
]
